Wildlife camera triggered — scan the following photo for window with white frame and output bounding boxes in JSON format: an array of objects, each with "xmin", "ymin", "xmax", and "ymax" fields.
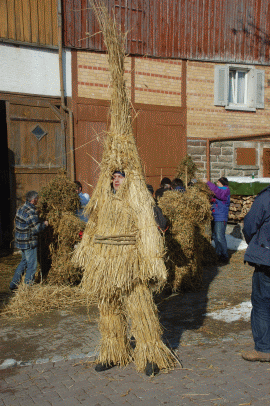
[{"xmin": 214, "ymin": 65, "xmax": 264, "ymax": 111}]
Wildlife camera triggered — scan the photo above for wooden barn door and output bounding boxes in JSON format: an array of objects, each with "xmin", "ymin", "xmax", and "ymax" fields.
[
  {"xmin": 74, "ymin": 103, "xmax": 109, "ymax": 196},
  {"xmin": 263, "ymin": 148, "xmax": 270, "ymax": 177},
  {"xmin": 6, "ymin": 99, "xmax": 65, "ymax": 218},
  {"xmin": 135, "ymin": 106, "xmax": 186, "ymax": 191}
]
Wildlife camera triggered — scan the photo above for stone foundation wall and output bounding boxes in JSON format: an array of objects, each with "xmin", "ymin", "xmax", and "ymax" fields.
[{"xmin": 187, "ymin": 139, "xmax": 270, "ymax": 181}]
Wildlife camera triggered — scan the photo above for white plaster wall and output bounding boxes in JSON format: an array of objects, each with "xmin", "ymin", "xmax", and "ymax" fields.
[{"xmin": 0, "ymin": 44, "xmax": 71, "ymax": 97}]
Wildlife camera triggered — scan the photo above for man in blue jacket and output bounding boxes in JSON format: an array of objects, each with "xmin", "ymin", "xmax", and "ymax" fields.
[
  {"xmin": 205, "ymin": 177, "xmax": 230, "ymax": 263},
  {"xmin": 242, "ymin": 186, "xmax": 270, "ymax": 362}
]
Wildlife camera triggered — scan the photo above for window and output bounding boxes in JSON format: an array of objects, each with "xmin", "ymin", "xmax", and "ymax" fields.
[
  {"xmin": 31, "ymin": 125, "xmax": 47, "ymax": 141},
  {"xmin": 228, "ymin": 69, "xmax": 247, "ymax": 105},
  {"xmin": 214, "ymin": 65, "xmax": 264, "ymax": 111}
]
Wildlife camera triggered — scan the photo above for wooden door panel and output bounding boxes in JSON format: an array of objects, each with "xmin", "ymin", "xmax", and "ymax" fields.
[
  {"xmin": 75, "ymin": 120, "xmax": 106, "ymax": 196},
  {"xmin": 7, "ymin": 100, "xmax": 65, "ymax": 210},
  {"xmin": 9, "ymin": 121, "xmax": 63, "ymax": 167},
  {"xmin": 136, "ymin": 109, "xmax": 186, "ymax": 191},
  {"xmin": 263, "ymin": 149, "xmax": 270, "ymax": 177}
]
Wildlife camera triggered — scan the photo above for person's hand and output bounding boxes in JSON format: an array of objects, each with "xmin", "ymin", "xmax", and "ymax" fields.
[
  {"xmin": 44, "ymin": 221, "xmax": 49, "ymax": 227},
  {"xmin": 202, "ymin": 179, "xmax": 208, "ymax": 183}
]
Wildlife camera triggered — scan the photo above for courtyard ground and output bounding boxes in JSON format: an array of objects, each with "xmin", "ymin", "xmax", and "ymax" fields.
[{"xmin": 1, "ymin": 244, "xmax": 269, "ymax": 405}]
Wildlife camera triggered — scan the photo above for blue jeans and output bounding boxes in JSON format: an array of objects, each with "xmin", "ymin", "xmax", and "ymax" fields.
[
  {"xmin": 10, "ymin": 247, "xmax": 38, "ymax": 289},
  {"xmin": 212, "ymin": 220, "xmax": 228, "ymax": 258},
  {"xmin": 251, "ymin": 268, "xmax": 270, "ymax": 353}
]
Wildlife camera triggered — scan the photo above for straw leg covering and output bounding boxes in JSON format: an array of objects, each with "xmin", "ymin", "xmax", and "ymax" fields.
[
  {"xmin": 98, "ymin": 297, "xmax": 132, "ymax": 366},
  {"xmin": 125, "ymin": 284, "xmax": 178, "ymax": 372}
]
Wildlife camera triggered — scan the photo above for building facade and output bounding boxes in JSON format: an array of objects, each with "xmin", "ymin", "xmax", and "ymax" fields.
[
  {"xmin": 1, "ymin": 0, "xmax": 270, "ymax": 242},
  {"xmin": 64, "ymin": 0, "xmax": 270, "ymax": 188}
]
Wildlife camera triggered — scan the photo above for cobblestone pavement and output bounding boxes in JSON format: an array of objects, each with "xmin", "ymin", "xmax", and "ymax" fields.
[
  {"xmin": 1, "ymin": 338, "xmax": 269, "ymax": 406},
  {"xmin": 1, "ymin": 248, "xmax": 269, "ymax": 405}
]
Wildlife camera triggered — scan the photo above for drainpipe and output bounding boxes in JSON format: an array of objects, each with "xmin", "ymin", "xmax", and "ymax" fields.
[
  {"xmin": 206, "ymin": 138, "xmax": 210, "ymax": 181},
  {"xmin": 57, "ymin": 0, "xmax": 75, "ymax": 181},
  {"xmin": 206, "ymin": 132, "xmax": 270, "ymax": 181}
]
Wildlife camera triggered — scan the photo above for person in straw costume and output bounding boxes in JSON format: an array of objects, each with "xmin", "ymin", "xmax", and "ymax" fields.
[{"xmin": 72, "ymin": 0, "xmax": 178, "ymax": 376}]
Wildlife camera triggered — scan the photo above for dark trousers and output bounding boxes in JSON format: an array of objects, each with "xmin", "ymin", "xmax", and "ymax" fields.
[
  {"xmin": 212, "ymin": 220, "xmax": 228, "ymax": 259},
  {"xmin": 251, "ymin": 266, "xmax": 270, "ymax": 353}
]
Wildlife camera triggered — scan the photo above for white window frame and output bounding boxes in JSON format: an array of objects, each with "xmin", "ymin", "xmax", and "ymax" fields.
[{"xmin": 214, "ymin": 64, "xmax": 265, "ymax": 112}]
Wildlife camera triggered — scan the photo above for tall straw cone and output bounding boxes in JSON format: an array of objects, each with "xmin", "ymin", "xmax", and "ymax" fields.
[
  {"xmin": 72, "ymin": 0, "xmax": 178, "ymax": 372},
  {"xmin": 73, "ymin": 0, "xmax": 167, "ymax": 298}
]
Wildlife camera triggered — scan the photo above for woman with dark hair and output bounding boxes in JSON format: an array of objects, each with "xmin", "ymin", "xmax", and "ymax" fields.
[{"xmin": 205, "ymin": 177, "xmax": 230, "ymax": 263}]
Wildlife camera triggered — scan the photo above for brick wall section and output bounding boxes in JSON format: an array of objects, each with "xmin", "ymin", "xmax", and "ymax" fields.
[
  {"xmin": 187, "ymin": 61, "xmax": 270, "ymax": 139},
  {"xmin": 77, "ymin": 53, "xmax": 270, "ymax": 131},
  {"xmin": 77, "ymin": 52, "xmax": 181, "ymax": 106},
  {"xmin": 134, "ymin": 58, "xmax": 182, "ymax": 106},
  {"xmin": 77, "ymin": 52, "xmax": 131, "ymax": 100},
  {"xmin": 76, "ymin": 52, "xmax": 270, "ymax": 179}
]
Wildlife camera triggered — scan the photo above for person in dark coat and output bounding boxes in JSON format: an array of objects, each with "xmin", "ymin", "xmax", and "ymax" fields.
[
  {"xmin": 242, "ymin": 186, "xmax": 270, "ymax": 362},
  {"xmin": 155, "ymin": 177, "xmax": 172, "ymax": 201},
  {"xmin": 147, "ymin": 184, "xmax": 168, "ymax": 232},
  {"xmin": 171, "ymin": 178, "xmax": 185, "ymax": 193}
]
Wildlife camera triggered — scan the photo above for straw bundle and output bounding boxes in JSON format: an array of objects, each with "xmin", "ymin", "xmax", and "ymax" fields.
[
  {"xmin": 176, "ymin": 154, "xmax": 199, "ymax": 187},
  {"xmin": 38, "ymin": 169, "xmax": 80, "ymax": 224},
  {"xmin": 37, "ymin": 170, "xmax": 85, "ymax": 284},
  {"xmin": 2, "ymin": 283, "xmax": 90, "ymax": 319},
  {"xmin": 47, "ymin": 213, "xmax": 85, "ymax": 284},
  {"xmin": 73, "ymin": 0, "xmax": 177, "ymax": 372},
  {"xmin": 159, "ymin": 181, "xmax": 216, "ymax": 292}
]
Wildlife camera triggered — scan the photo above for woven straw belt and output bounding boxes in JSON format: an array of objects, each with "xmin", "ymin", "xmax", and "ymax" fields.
[{"xmin": 94, "ymin": 234, "xmax": 136, "ymax": 245}]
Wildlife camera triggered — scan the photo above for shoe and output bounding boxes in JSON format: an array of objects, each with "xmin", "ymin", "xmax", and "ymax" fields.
[
  {"xmin": 242, "ymin": 349, "xmax": 270, "ymax": 362},
  {"xmin": 218, "ymin": 255, "xmax": 229, "ymax": 264},
  {"xmin": 145, "ymin": 362, "xmax": 160, "ymax": 376},
  {"xmin": 95, "ymin": 362, "xmax": 115, "ymax": 372}
]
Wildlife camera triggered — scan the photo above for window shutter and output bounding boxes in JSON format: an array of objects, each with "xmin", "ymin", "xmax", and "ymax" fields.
[
  {"xmin": 214, "ymin": 65, "xmax": 228, "ymax": 106},
  {"xmin": 255, "ymin": 69, "xmax": 265, "ymax": 109},
  {"xmin": 247, "ymin": 69, "xmax": 256, "ymax": 108}
]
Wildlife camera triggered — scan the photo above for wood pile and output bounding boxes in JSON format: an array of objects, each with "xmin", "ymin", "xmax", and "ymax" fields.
[{"xmin": 228, "ymin": 195, "xmax": 255, "ymax": 222}]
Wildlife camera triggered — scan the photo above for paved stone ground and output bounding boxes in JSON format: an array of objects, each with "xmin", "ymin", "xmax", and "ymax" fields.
[
  {"xmin": 1, "ymin": 240, "xmax": 269, "ymax": 405},
  {"xmin": 1, "ymin": 339, "xmax": 270, "ymax": 406}
]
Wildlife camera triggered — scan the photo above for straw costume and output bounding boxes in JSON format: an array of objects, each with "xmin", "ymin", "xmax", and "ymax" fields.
[
  {"xmin": 158, "ymin": 157, "xmax": 215, "ymax": 292},
  {"xmin": 72, "ymin": 0, "xmax": 177, "ymax": 375}
]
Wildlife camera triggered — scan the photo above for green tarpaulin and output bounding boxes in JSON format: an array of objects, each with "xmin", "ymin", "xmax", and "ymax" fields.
[{"xmin": 229, "ymin": 181, "xmax": 270, "ymax": 196}]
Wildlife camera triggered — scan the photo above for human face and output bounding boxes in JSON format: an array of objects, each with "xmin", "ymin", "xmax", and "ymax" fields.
[
  {"xmin": 112, "ymin": 173, "xmax": 125, "ymax": 191},
  {"xmin": 217, "ymin": 181, "xmax": 223, "ymax": 187},
  {"xmin": 30, "ymin": 196, "xmax": 39, "ymax": 205}
]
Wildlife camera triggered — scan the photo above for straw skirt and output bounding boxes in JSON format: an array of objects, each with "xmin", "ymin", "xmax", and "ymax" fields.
[{"xmin": 98, "ymin": 283, "xmax": 177, "ymax": 372}]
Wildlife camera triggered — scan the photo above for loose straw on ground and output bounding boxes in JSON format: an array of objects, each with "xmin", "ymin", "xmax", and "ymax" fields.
[{"xmin": 1, "ymin": 284, "xmax": 94, "ymax": 319}]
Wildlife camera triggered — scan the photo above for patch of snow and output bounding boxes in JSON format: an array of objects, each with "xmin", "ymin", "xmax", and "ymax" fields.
[
  {"xmin": 0, "ymin": 359, "xmax": 17, "ymax": 369},
  {"xmin": 226, "ymin": 234, "xmax": 248, "ymax": 250},
  {"xmin": 227, "ymin": 176, "xmax": 270, "ymax": 184},
  {"xmin": 36, "ymin": 358, "xmax": 50, "ymax": 364},
  {"xmin": 211, "ymin": 234, "xmax": 248, "ymax": 251},
  {"xmin": 206, "ymin": 301, "xmax": 252, "ymax": 323}
]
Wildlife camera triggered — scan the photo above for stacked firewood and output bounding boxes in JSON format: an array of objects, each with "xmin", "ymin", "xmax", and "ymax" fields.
[{"xmin": 228, "ymin": 195, "xmax": 255, "ymax": 222}]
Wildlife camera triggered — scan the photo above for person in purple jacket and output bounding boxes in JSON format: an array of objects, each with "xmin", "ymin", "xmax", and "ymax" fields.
[{"xmin": 204, "ymin": 177, "xmax": 231, "ymax": 263}]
